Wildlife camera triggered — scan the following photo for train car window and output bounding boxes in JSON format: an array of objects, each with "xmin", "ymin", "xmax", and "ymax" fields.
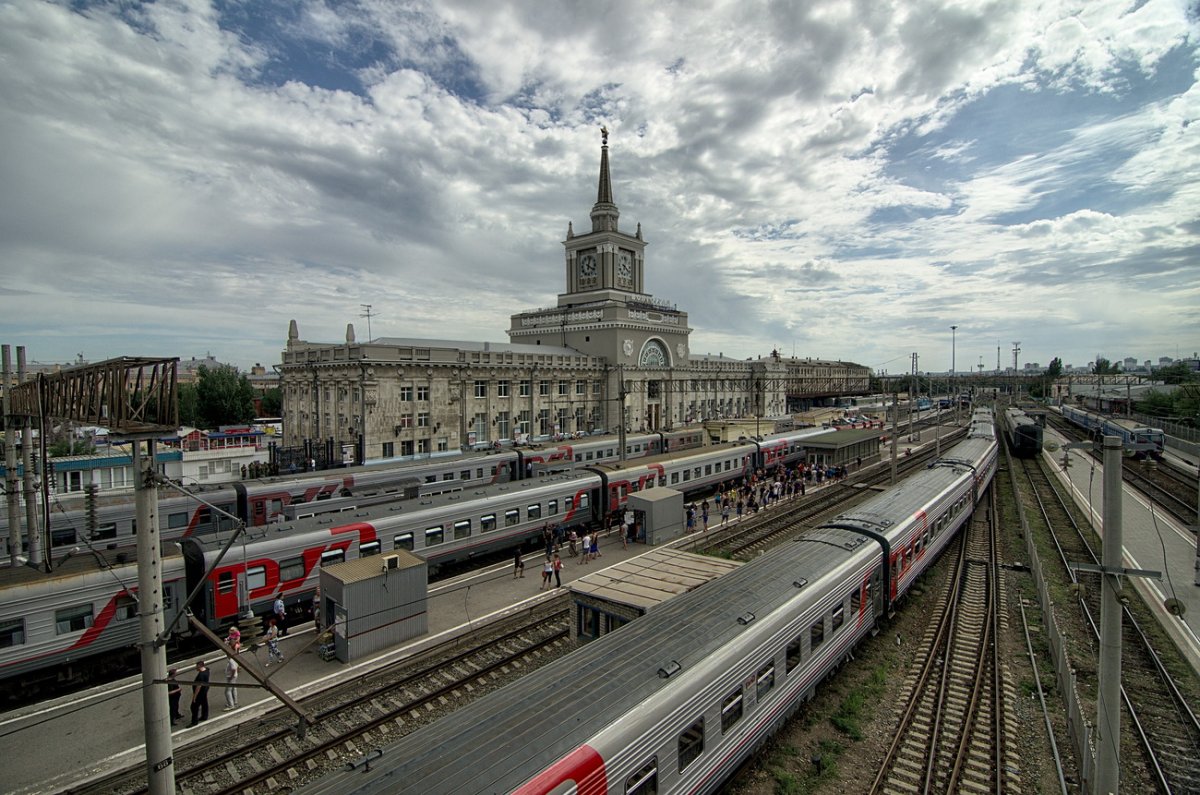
[
  {"xmin": 693, "ymin": 467, "xmax": 701, "ymax": 479},
  {"xmin": 786, "ymin": 636, "xmax": 803, "ymax": 673},
  {"xmin": 810, "ymin": 619, "xmax": 825, "ymax": 651},
  {"xmin": 756, "ymin": 663, "xmax": 775, "ymax": 699},
  {"xmin": 721, "ymin": 689, "xmax": 744, "ymax": 732},
  {"xmin": 479, "ymin": 468, "xmax": 486, "ymax": 479},
  {"xmin": 90, "ymin": 522, "xmax": 117, "ymax": 541},
  {"xmin": 831, "ymin": 605, "xmax": 844, "ymax": 633},
  {"xmin": 678, "ymin": 717, "xmax": 705, "ymax": 772},
  {"xmin": 198, "ymin": 507, "xmax": 212, "ymax": 526},
  {"xmin": 167, "ymin": 512, "xmax": 189, "ymax": 529},
  {"xmin": 704, "ymin": 464, "xmax": 712, "ymax": 476},
  {"xmin": 247, "ymin": 566, "xmax": 267, "ymax": 590},
  {"xmin": 442, "ymin": 473, "xmax": 455, "ymax": 482},
  {"xmin": 394, "ymin": 533, "xmax": 414, "ymax": 551},
  {"xmin": 851, "ymin": 588, "xmax": 862, "ymax": 617},
  {"xmin": 460, "ymin": 470, "xmax": 471, "ymax": 482},
  {"xmin": 115, "ymin": 595, "xmax": 137, "ymax": 621},
  {"xmin": 0, "ymin": 618, "xmax": 26, "ymax": 648},
  {"xmin": 425, "ymin": 527, "xmax": 445, "ymax": 546},
  {"xmin": 360, "ymin": 540, "xmax": 382, "ymax": 556},
  {"xmin": 481, "ymin": 514, "xmax": 497, "ymax": 532},
  {"xmin": 577, "ymin": 493, "xmax": 589, "ymax": 509},
  {"xmin": 269, "ymin": 499, "xmax": 283, "ymax": 516},
  {"xmin": 51, "ymin": 526, "xmax": 76, "ymax": 547},
  {"xmin": 527, "ymin": 504, "xmax": 542, "ymax": 520},
  {"xmin": 548, "ymin": 499, "xmax": 559, "ymax": 515},
  {"xmin": 625, "ymin": 758, "xmax": 658, "ymax": 795},
  {"xmin": 671, "ymin": 472, "xmax": 681, "ymax": 485},
  {"xmin": 454, "ymin": 520, "xmax": 471, "ymax": 538},
  {"xmin": 280, "ymin": 556, "xmax": 305, "ymax": 582},
  {"xmin": 425, "ymin": 475, "xmax": 437, "ymax": 484},
  {"xmin": 217, "ymin": 571, "xmax": 235, "ymax": 595},
  {"xmin": 505, "ymin": 509, "xmax": 520, "ymax": 527},
  {"xmin": 55, "ymin": 604, "xmax": 94, "ymax": 635},
  {"xmin": 320, "ymin": 549, "xmax": 346, "ymax": 566}
]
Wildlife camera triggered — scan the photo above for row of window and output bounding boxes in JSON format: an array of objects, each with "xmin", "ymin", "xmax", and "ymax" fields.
[
  {"xmin": 214, "ymin": 492, "xmax": 588, "ymax": 596},
  {"xmin": 892, "ymin": 492, "xmax": 970, "ymax": 581},
  {"xmin": 623, "ymin": 586, "xmax": 865, "ymax": 794},
  {"xmin": 0, "ymin": 595, "xmax": 142, "ymax": 648}
]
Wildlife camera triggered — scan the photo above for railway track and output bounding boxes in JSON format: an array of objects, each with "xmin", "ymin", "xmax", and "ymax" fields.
[
  {"xmin": 869, "ymin": 489, "xmax": 1021, "ymax": 794},
  {"xmin": 1017, "ymin": 455, "xmax": 1200, "ymax": 793},
  {"xmin": 71, "ymin": 603, "xmax": 572, "ymax": 795}
]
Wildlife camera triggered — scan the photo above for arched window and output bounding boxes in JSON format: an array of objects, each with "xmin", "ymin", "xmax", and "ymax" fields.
[{"xmin": 638, "ymin": 339, "xmax": 669, "ymax": 369}]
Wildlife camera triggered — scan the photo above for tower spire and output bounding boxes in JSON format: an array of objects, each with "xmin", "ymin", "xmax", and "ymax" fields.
[{"xmin": 591, "ymin": 126, "xmax": 619, "ymax": 232}]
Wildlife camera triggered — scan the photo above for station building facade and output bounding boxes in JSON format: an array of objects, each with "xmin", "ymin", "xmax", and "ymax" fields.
[{"xmin": 279, "ymin": 133, "xmax": 868, "ymax": 461}]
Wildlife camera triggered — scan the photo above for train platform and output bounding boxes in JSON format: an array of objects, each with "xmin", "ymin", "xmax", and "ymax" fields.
[
  {"xmin": 1041, "ymin": 426, "xmax": 1200, "ymax": 676},
  {"xmin": 3, "ymin": 510, "xmax": 793, "ymax": 794}
]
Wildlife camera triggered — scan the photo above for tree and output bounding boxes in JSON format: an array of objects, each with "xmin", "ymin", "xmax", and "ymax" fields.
[
  {"xmin": 178, "ymin": 383, "xmax": 200, "ymax": 427},
  {"xmin": 1093, "ymin": 356, "xmax": 1121, "ymax": 375},
  {"xmin": 259, "ymin": 387, "xmax": 282, "ymax": 417},
  {"xmin": 1046, "ymin": 357, "xmax": 1063, "ymax": 380},
  {"xmin": 194, "ymin": 364, "xmax": 256, "ymax": 429},
  {"xmin": 1154, "ymin": 362, "xmax": 1199, "ymax": 385}
]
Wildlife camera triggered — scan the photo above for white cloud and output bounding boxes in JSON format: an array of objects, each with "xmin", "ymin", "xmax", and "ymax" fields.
[{"xmin": 0, "ymin": 0, "xmax": 1197, "ymax": 374}]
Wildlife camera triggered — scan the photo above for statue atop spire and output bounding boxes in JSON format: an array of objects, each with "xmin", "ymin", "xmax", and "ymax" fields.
[{"xmin": 591, "ymin": 125, "xmax": 619, "ymax": 232}]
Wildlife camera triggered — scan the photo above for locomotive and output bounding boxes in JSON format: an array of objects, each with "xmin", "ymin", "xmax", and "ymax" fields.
[
  {"xmin": 1004, "ymin": 407, "xmax": 1044, "ymax": 458},
  {"xmin": 298, "ymin": 412, "xmax": 998, "ymax": 795}
]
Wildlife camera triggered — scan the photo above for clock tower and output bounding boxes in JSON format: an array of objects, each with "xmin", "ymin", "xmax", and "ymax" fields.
[
  {"xmin": 508, "ymin": 128, "xmax": 691, "ymax": 430},
  {"xmin": 563, "ymin": 126, "xmax": 647, "ymax": 297}
]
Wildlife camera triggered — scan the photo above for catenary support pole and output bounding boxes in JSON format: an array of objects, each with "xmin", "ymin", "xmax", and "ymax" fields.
[
  {"xmin": 18, "ymin": 348, "xmax": 40, "ymax": 567},
  {"xmin": 3, "ymin": 344, "xmax": 20, "ymax": 567},
  {"xmin": 135, "ymin": 438, "xmax": 176, "ymax": 795},
  {"xmin": 1094, "ymin": 435, "xmax": 1123, "ymax": 795},
  {"xmin": 890, "ymin": 392, "xmax": 898, "ymax": 486}
]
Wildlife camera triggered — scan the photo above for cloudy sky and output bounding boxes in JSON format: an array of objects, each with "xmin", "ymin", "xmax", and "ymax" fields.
[{"xmin": 2, "ymin": 0, "xmax": 1197, "ymax": 376}]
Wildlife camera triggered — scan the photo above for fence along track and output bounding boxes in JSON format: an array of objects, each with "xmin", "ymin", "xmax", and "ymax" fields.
[{"xmin": 870, "ymin": 492, "xmax": 1018, "ymax": 794}]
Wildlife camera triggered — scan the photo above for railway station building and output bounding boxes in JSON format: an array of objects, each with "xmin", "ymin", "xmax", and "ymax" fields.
[{"xmin": 279, "ymin": 132, "xmax": 869, "ymax": 462}]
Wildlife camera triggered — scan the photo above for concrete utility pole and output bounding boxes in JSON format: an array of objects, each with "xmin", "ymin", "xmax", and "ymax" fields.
[
  {"xmin": 133, "ymin": 439, "xmax": 176, "ymax": 795},
  {"xmin": 3, "ymin": 345, "xmax": 19, "ymax": 567},
  {"xmin": 890, "ymin": 392, "xmax": 899, "ymax": 486},
  {"xmin": 17, "ymin": 348, "xmax": 40, "ymax": 566},
  {"xmin": 1067, "ymin": 436, "xmax": 1161, "ymax": 795}
]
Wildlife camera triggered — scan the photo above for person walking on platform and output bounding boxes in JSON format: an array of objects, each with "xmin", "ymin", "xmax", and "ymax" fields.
[
  {"xmin": 224, "ymin": 643, "xmax": 240, "ymax": 711},
  {"xmin": 265, "ymin": 618, "xmax": 284, "ymax": 665},
  {"xmin": 580, "ymin": 532, "xmax": 591, "ymax": 565},
  {"xmin": 568, "ymin": 529, "xmax": 578, "ymax": 558},
  {"xmin": 513, "ymin": 548, "xmax": 525, "ymax": 578},
  {"xmin": 539, "ymin": 556, "xmax": 553, "ymax": 591},
  {"xmin": 188, "ymin": 660, "xmax": 210, "ymax": 727},
  {"xmin": 273, "ymin": 595, "xmax": 287, "ymax": 636},
  {"xmin": 589, "ymin": 531, "xmax": 600, "ymax": 560},
  {"xmin": 167, "ymin": 668, "xmax": 183, "ymax": 725},
  {"xmin": 552, "ymin": 553, "xmax": 563, "ymax": 588}
]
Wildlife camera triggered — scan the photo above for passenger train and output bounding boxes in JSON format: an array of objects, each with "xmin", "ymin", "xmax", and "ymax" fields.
[
  {"xmin": 298, "ymin": 412, "xmax": 999, "ymax": 795},
  {"xmin": 1059, "ymin": 404, "xmax": 1165, "ymax": 459},
  {"xmin": 1003, "ymin": 407, "xmax": 1044, "ymax": 458},
  {"xmin": 0, "ymin": 426, "xmax": 826, "ymax": 695},
  {"xmin": 0, "ymin": 428, "xmax": 710, "ymax": 560}
]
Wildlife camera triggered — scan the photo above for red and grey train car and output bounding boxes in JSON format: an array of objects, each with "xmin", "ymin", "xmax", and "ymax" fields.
[
  {"xmin": 1, "ymin": 428, "xmax": 708, "ymax": 560},
  {"xmin": 297, "ymin": 414, "xmax": 997, "ymax": 795}
]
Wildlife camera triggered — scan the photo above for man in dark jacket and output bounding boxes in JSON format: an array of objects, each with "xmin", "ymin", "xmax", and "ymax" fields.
[{"xmin": 188, "ymin": 660, "xmax": 210, "ymax": 727}]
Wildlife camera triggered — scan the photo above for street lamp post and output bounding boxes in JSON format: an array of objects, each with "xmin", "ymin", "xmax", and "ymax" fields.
[{"xmin": 950, "ymin": 325, "xmax": 958, "ymax": 377}]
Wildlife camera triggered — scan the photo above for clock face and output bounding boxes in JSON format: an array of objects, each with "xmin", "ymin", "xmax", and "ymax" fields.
[
  {"xmin": 578, "ymin": 253, "xmax": 597, "ymax": 279},
  {"xmin": 617, "ymin": 253, "xmax": 632, "ymax": 281}
]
